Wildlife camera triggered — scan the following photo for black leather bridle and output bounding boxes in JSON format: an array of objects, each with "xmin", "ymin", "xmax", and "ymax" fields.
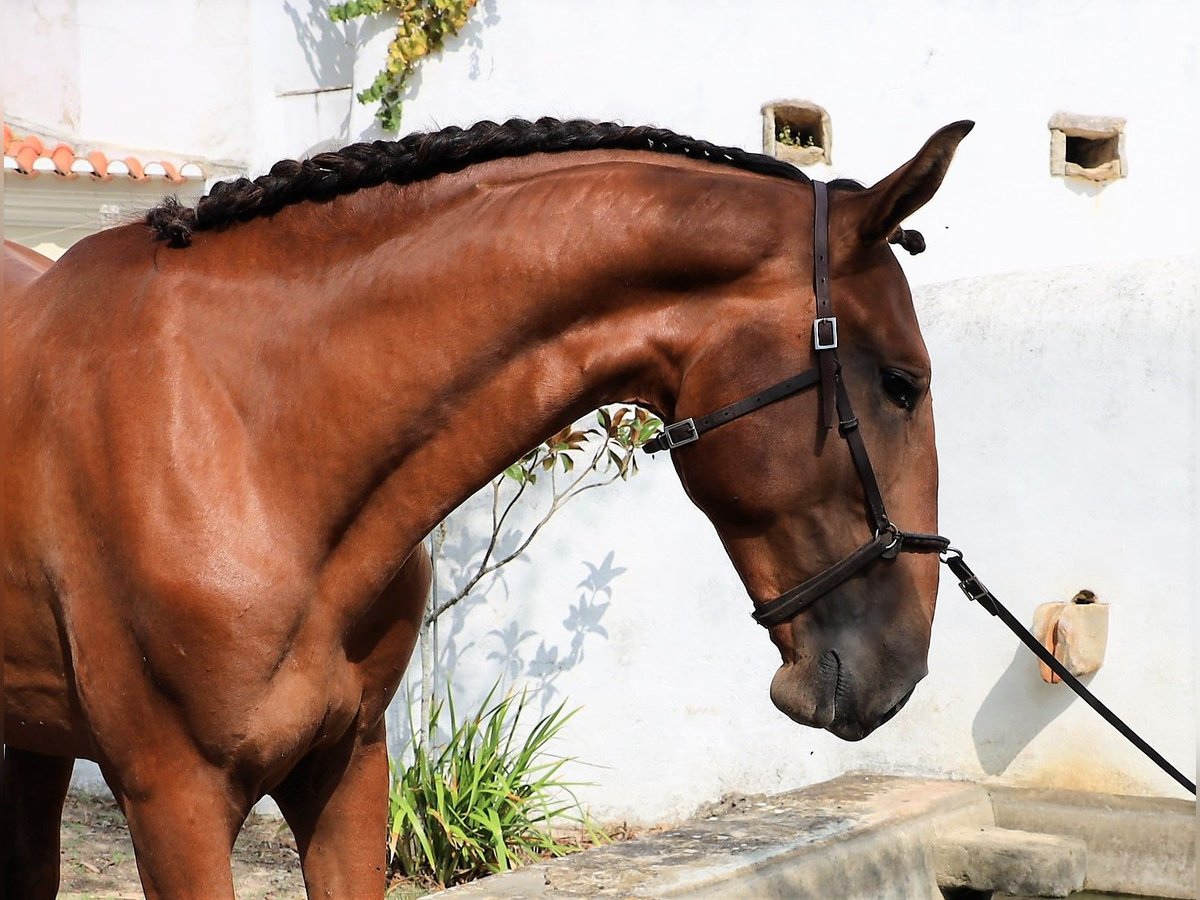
[
  {"xmin": 643, "ymin": 180, "xmax": 949, "ymax": 628},
  {"xmin": 640, "ymin": 180, "xmax": 1197, "ymax": 796}
]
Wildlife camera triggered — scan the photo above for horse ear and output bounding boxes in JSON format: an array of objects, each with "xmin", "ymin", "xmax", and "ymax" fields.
[{"xmin": 847, "ymin": 121, "xmax": 974, "ymax": 245}]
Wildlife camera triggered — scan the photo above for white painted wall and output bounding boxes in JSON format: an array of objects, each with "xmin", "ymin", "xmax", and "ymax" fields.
[
  {"xmin": 5, "ymin": 0, "xmax": 1195, "ymax": 821},
  {"xmin": 387, "ymin": 0, "xmax": 1197, "ymax": 287},
  {"xmin": 376, "ymin": 0, "xmax": 1199, "ymax": 819}
]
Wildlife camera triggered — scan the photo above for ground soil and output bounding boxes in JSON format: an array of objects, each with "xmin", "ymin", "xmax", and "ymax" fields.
[
  {"xmin": 56, "ymin": 794, "xmax": 638, "ymax": 899},
  {"xmin": 57, "ymin": 793, "xmax": 425, "ymax": 900}
]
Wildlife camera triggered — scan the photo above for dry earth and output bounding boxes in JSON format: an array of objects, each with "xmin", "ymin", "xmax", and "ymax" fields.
[
  {"xmin": 53, "ymin": 794, "xmax": 1161, "ymax": 900},
  {"xmin": 58, "ymin": 793, "xmax": 425, "ymax": 900}
]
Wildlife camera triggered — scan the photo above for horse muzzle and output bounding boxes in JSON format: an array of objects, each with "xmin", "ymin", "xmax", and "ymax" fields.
[{"xmin": 768, "ymin": 652, "xmax": 925, "ymax": 741}]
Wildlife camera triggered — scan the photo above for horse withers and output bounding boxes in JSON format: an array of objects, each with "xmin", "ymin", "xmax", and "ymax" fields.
[{"xmin": 3, "ymin": 117, "xmax": 970, "ymax": 898}]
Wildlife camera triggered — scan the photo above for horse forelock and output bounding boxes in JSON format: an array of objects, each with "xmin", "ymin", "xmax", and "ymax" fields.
[{"xmin": 143, "ymin": 117, "xmax": 812, "ymax": 248}]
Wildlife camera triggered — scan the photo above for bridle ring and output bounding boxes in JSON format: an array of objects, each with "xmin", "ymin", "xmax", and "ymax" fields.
[{"xmin": 877, "ymin": 522, "xmax": 902, "ymax": 559}]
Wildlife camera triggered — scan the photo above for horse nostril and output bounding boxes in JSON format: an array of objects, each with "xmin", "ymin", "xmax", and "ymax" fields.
[{"xmin": 817, "ymin": 649, "xmax": 844, "ymax": 718}]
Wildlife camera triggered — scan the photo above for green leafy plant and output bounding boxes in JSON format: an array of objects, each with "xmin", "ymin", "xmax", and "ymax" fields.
[
  {"xmin": 776, "ymin": 123, "xmax": 817, "ymax": 148},
  {"xmin": 330, "ymin": 0, "xmax": 480, "ymax": 131},
  {"xmin": 388, "ymin": 683, "xmax": 606, "ymax": 888},
  {"xmin": 416, "ymin": 404, "xmax": 660, "ymax": 778}
]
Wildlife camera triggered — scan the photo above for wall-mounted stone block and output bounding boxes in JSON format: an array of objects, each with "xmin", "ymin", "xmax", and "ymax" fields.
[
  {"xmin": 1049, "ymin": 112, "xmax": 1127, "ymax": 183},
  {"xmin": 762, "ymin": 101, "xmax": 831, "ymax": 167}
]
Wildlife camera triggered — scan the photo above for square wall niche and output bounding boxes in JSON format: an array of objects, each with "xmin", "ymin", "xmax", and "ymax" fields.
[
  {"xmin": 1049, "ymin": 112, "xmax": 1126, "ymax": 183},
  {"xmin": 762, "ymin": 101, "xmax": 831, "ymax": 167}
]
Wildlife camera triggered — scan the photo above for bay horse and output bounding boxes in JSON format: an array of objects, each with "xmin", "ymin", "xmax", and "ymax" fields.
[{"xmin": 3, "ymin": 117, "xmax": 970, "ymax": 898}]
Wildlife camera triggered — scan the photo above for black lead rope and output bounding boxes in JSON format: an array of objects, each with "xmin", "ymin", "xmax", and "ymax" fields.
[{"xmin": 942, "ymin": 549, "xmax": 1197, "ymax": 796}]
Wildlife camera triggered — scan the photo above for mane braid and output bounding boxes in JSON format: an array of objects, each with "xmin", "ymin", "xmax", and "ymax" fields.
[{"xmin": 144, "ymin": 117, "xmax": 810, "ymax": 248}]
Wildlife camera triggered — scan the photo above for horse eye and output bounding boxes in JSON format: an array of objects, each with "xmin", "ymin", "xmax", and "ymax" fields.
[{"xmin": 881, "ymin": 369, "xmax": 919, "ymax": 411}]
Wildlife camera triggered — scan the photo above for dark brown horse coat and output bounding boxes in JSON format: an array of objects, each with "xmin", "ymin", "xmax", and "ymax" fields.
[{"xmin": 3, "ymin": 118, "xmax": 970, "ymax": 898}]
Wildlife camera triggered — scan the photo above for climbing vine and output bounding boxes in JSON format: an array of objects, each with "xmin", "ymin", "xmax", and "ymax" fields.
[{"xmin": 330, "ymin": 0, "xmax": 480, "ymax": 132}]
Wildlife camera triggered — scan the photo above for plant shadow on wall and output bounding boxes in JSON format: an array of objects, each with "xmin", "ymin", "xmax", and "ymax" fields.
[
  {"xmin": 285, "ymin": 0, "xmax": 359, "ymax": 90},
  {"xmin": 488, "ymin": 550, "xmax": 626, "ymax": 711},
  {"xmin": 455, "ymin": 0, "xmax": 501, "ymax": 82},
  {"xmin": 380, "ymin": 407, "xmax": 658, "ymax": 890},
  {"xmin": 391, "ymin": 406, "xmax": 662, "ymax": 752},
  {"xmin": 971, "ymin": 645, "xmax": 1091, "ymax": 776}
]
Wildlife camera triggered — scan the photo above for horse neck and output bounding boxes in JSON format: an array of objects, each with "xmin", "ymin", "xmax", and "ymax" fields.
[{"xmin": 225, "ymin": 155, "xmax": 794, "ymax": 574}]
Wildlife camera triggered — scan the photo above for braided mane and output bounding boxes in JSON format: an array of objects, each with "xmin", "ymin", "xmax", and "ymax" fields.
[{"xmin": 144, "ymin": 117, "xmax": 810, "ymax": 248}]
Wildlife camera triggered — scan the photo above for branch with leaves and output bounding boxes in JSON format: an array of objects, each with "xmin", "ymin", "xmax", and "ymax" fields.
[
  {"xmin": 426, "ymin": 406, "xmax": 662, "ymax": 626},
  {"xmin": 330, "ymin": 0, "xmax": 480, "ymax": 131}
]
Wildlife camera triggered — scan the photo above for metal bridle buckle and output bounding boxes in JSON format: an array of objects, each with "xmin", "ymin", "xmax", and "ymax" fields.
[
  {"xmin": 958, "ymin": 574, "xmax": 990, "ymax": 605},
  {"xmin": 813, "ymin": 316, "xmax": 838, "ymax": 350},
  {"xmin": 660, "ymin": 418, "xmax": 700, "ymax": 450}
]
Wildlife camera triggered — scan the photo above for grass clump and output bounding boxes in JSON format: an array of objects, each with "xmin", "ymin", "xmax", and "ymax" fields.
[{"xmin": 387, "ymin": 685, "xmax": 606, "ymax": 889}]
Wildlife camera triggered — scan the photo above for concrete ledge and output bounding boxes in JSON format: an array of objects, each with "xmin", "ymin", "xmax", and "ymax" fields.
[
  {"xmin": 432, "ymin": 774, "xmax": 1196, "ymax": 899},
  {"xmin": 988, "ymin": 784, "xmax": 1197, "ymax": 899},
  {"xmin": 437, "ymin": 773, "xmax": 991, "ymax": 899}
]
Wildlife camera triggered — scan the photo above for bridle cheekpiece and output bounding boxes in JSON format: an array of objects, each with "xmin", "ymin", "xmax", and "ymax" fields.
[{"xmin": 643, "ymin": 181, "xmax": 950, "ymax": 628}]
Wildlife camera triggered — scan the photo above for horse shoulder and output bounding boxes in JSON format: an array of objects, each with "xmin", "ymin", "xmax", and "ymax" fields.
[{"xmin": 12, "ymin": 230, "xmax": 322, "ymax": 669}]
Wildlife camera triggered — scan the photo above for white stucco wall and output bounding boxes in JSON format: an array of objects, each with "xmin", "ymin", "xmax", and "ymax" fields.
[
  {"xmin": 377, "ymin": 0, "xmax": 1198, "ymax": 819},
  {"xmin": 5, "ymin": 0, "xmax": 1195, "ymax": 821},
  {"xmin": 384, "ymin": 0, "xmax": 1197, "ymax": 287}
]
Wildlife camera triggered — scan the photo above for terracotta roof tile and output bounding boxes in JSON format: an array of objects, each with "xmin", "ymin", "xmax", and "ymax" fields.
[{"xmin": 4, "ymin": 123, "xmax": 204, "ymax": 183}]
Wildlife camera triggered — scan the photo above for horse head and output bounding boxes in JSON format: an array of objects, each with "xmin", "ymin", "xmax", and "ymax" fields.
[{"xmin": 661, "ymin": 122, "xmax": 972, "ymax": 740}]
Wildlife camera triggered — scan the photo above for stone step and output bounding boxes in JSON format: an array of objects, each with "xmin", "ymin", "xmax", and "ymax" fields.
[
  {"xmin": 931, "ymin": 826, "xmax": 1087, "ymax": 898},
  {"xmin": 988, "ymin": 784, "xmax": 1196, "ymax": 899}
]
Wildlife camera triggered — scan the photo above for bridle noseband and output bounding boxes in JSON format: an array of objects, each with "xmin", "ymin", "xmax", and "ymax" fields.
[{"xmin": 643, "ymin": 181, "xmax": 949, "ymax": 628}]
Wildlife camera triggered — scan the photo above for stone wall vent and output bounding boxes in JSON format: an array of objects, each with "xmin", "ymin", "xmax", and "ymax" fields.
[
  {"xmin": 1049, "ymin": 112, "xmax": 1126, "ymax": 183},
  {"xmin": 762, "ymin": 101, "xmax": 830, "ymax": 167}
]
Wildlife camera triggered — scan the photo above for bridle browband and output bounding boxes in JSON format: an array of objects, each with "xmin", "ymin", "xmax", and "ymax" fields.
[{"xmin": 643, "ymin": 180, "xmax": 949, "ymax": 628}]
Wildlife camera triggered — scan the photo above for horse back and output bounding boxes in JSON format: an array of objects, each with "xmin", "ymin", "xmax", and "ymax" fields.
[{"xmin": 4, "ymin": 239, "xmax": 53, "ymax": 293}]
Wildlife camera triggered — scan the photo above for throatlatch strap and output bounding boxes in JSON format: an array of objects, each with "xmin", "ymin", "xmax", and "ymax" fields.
[
  {"xmin": 812, "ymin": 181, "xmax": 838, "ymax": 430},
  {"xmin": 642, "ymin": 368, "xmax": 821, "ymax": 454},
  {"xmin": 945, "ymin": 552, "xmax": 1197, "ymax": 796}
]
